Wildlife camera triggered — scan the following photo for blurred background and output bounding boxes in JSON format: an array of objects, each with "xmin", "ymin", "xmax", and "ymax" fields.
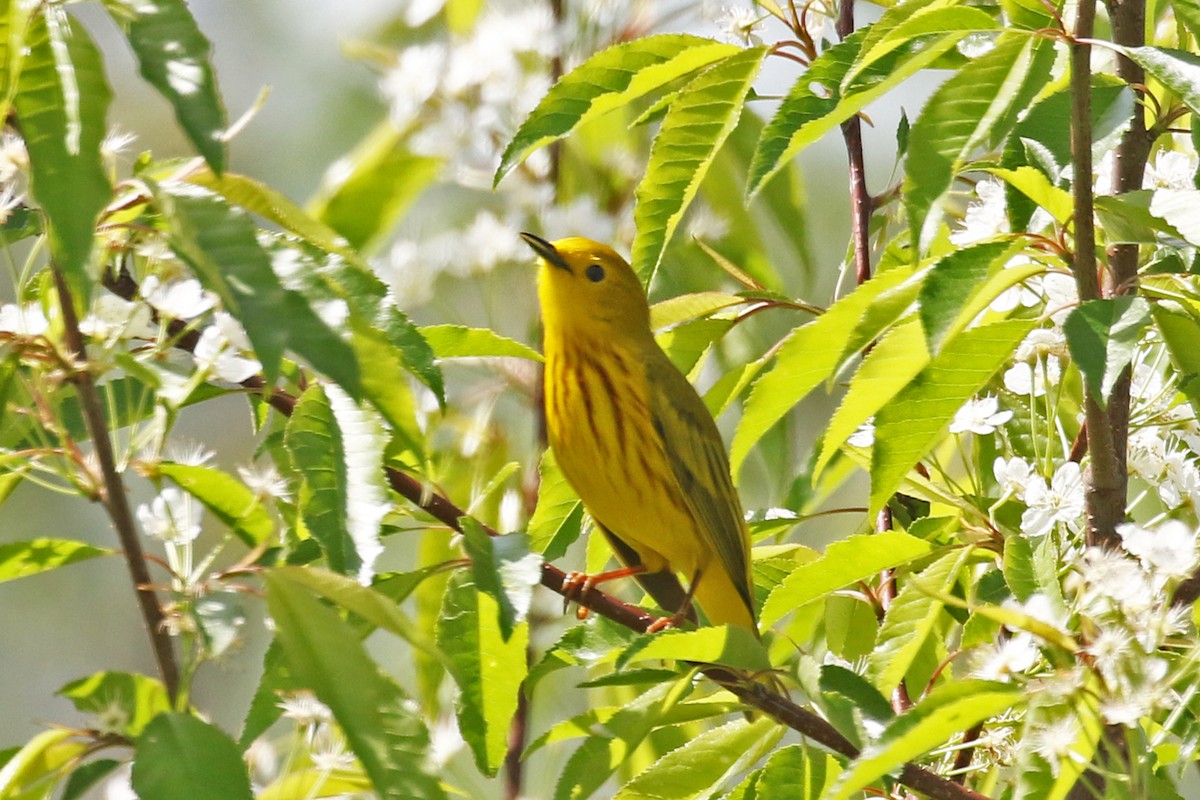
[{"xmin": 0, "ymin": 1, "xmax": 945, "ymax": 795}]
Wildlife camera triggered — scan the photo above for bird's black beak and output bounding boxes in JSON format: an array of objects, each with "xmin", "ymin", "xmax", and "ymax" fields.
[{"xmin": 520, "ymin": 232, "xmax": 572, "ymax": 273}]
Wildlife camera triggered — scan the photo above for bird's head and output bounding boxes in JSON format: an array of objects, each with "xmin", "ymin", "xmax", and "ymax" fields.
[{"xmin": 521, "ymin": 233, "xmax": 651, "ymax": 336}]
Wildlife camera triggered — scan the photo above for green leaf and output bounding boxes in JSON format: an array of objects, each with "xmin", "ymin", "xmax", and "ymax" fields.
[
  {"xmin": 553, "ymin": 677, "xmax": 694, "ymax": 800},
  {"xmin": 347, "ymin": 317, "xmax": 426, "ymax": 454},
  {"xmin": 437, "ymin": 571, "xmax": 529, "ymax": 777},
  {"xmin": 309, "ymin": 122, "xmax": 441, "ymax": 253},
  {"xmin": 849, "ymin": 4, "xmax": 1000, "ymax": 87},
  {"xmin": 459, "ymin": 519, "xmax": 540, "ymax": 640},
  {"xmin": 265, "ymin": 571, "xmax": 445, "ymax": 800},
  {"xmin": 378, "ymin": 309, "xmax": 445, "ymax": 404},
  {"xmin": 1063, "ymin": 297, "xmax": 1153, "ymax": 407},
  {"xmin": 1003, "ymin": 534, "xmax": 1037, "ymax": 602},
  {"xmin": 420, "ymin": 324, "xmax": 543, "ymax": 361},
  {"xmin": 495, "ymin": 34, "xmax": 739, "ymax": 184},
  {"xmin": 917, "ymin": 240, "xmax": 1023, "ymax": 353},
  {"xmin": 867, "ymin": 550, "xmax": 969, "ymax": 695},
  {"xmin": 760, "ymin": 532, "xmax": 933, "ymax": 627},
  {"xmin": 905, "ymin": 33, "xmax": 1053, "ymax": 249},
  {"xmin": 750, "ymin": 2, "xmax": 994, "ymax": 197},
  {"xmin": 613, "ymin": 716, "xmax": 782, "ymax": 800},
  {"xmin": 132, "ymin": 714, "xmax": 251, "ymax": 800},
  {"xmin": 0, "ymin": 1, "xmax": 33, "ymax": 123},
  {"xmin": 631, "ymin": 47, "xmax": 767, "ymax": 281},
  {"xmin": 159, "ymin": 462, "xmax": 274, "ymax": 546},
  {"xmin": 816, "ymin": 318, "xmax": 930, "ymax": 479},
  {"xmin": 187, "ymin": 168, "xmax": 349, "ymax": 255},
  {"xmin": 616, "ymin": 626, "xmax": 771, "ymax": 672},
  {"xmin": 730, "ymin": 265, "xmax": 917, "ymax": 477},
  {"xmin": 15, "ymin": 10, "xmax": 112, "ymax": 299},
  {"xmin": 1147, "ymin": 188, "xmax": 1200, "ymax": 246},
  {"xmin": 753, "ymin": 745, "xmax": 840, "ymax": 800},
  {"xmin": 104, "ymin": 0, "xmax": 226, "ymax": 173},
  {"xmin": 61, "ymin": 759, "xmax": 121, "ymax": 800},
  {"xmin": 0, "ymin": 538, "xmax": 111, "ymax": 583},
  {"xmin": 1115, "ymin": 45, "xmax": 1200, "ymax": 117},
  {"xmin": 650, "ymin": 291, "xmax": 746, "ymax": 330},
  {"xmin": 0, "ymin": 729, "xmax": 87, "ymax": 798},
  {"xmin": 238, "ymin": 640, "xmax": 296, "ymax": 748},
  {"xmin": 828, "ymin": 680, "xmax": 1024, "ymax": 800},
  {"xmin": 152, "ymin": 182, "xmax": 358, "ymax": 387},
  {"xmin": 58, "ymin": 672, "xmax": 171, "ymax": 737},
  {"xmin": 270, "ymin": 566, "xmax": 438, "ymax": 659},
  {"xmin": 871, "ymin": 319, "xmax": 1034, "ymax": 513},
  {"xmin": 527, "ymin": 449, "xmax": 583, "ymax": 561},
  {"xmin": 986, "ymin": 166, "xmax": 1074, "ymax": 224},
  {"xmin": 285, "ymin": 385, "xmax": 359, "ymax": 577}
]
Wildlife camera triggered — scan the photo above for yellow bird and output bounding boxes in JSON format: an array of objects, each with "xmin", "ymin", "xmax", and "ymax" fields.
[{"xmin": 522, "ymin": 233, "xmax": 757, "ymax": 631}]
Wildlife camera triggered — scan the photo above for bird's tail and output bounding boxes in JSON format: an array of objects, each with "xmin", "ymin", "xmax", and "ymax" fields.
[{"xmin": 693, "ymin": 565, "xmax": 757, "ymax": 633}]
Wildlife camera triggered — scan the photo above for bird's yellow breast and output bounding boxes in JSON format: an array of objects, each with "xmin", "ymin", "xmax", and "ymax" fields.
[{"xmin": 544, "ymin": 336, "xmax": 705, "ymax": 578}]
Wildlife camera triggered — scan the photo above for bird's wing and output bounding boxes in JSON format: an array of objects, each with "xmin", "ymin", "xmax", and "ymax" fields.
[{"xmin": 644, "ymin": 352, "xmax": 755, "ymax": 618}]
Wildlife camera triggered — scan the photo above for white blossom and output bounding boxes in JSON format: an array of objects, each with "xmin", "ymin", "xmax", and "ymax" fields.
[
  {"xmin": 278, "ymin": 691, "xmax": 333, "ymax": 728},
  {"xmin": 0, "ymin": 302, "xmax": 48, "ymax": 335},
  {"xmin": 848, "ymin": 418, "xmax": 875, "ymax": 448},
  {"xmin": 715, "ymin": 5, "xmax": 764, "ymax": 46},
  {"xmin": 194, "ymin": 323, "xmax": 261, "ymax": 383},
  {"xmin": 1021, "ymin": 462, "xmax": 1084, "ymax": 536},
  {"xmin": 1118, "ymin": 520, "xmax": 1198, "ymax": 580},
  {"xmin": 136, "ymin": 487, "xmax": 202, "ymax": 543},
  {"xmin": 950, "ymin": 395, "xmax": 1013, "ymax": 435},
  {"xmin": 141, "ymin": 276, "xmax": 214, "ymax": 320},
  {"xmin": 1144, "ymin": 149, "xmax": 1197, "ymax": 190},
  {"xmin": 951, "ymin": 177, "xmax": 1008, "ymax": 246},
  {"xmin": 1015, "ymin": 327, "xmax": 1068, "ymax": 362},
  {"xmin": 994, "ymin": 456, "xmax": 1033, "ymax": 501},
  {"xmin": 1003, "ymin": 359, "xmax": 1061, "ymax": 397}
]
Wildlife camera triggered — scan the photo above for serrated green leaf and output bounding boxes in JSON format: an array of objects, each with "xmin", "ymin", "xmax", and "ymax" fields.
[
  {"xmin": 730, "ymin": 265, "xmax": 917, "ymax": 476},
  {"xmin": 828, "ymin": 680, "xmax": 1023, "ymax": 800},
  {"xmin": 867, "ymin": 550, "xmax": 969, "ymax": 695},
  {"xmin": 905, "ymin": 33, "xmax": 1052, "ymax": 250},
  {"xmin": 285, "ymin": 384, "xmax": 359, "ymax": 577},
  {"xmin": 15, "ymin": 10, "xmax": 112, "ymax": 300},
  {"xmin": 58, "ymin": 672, "xmax": 171, "ymax": 738},
  {"xmin": 104, "ymin": 0, "xmax": 225, "ymax": 172},
  {"xmin": 999, "ymin": 81, "xmax": 1131, "ymax": 230},
  {"xmin": 1003, "ymin": 534, "xmax": 1037, "ymax": 602},
  {"xmin": 613, "ymin": 716, "xmax": 782, "ymax": 800},
  {"xmin": 459, "ymin": 519, "xmax": 539, "ymax": 640},
  {"xmin": 527, "ymin": 449, "xmax": 583, "ymax": 560},
  {"xmin": 816, "ymin": 317, "xmax": 930, "ymax": 479},
  {"xmin": 1116, "ymin": 45, "xmax": 1200, "ymax": 117},
  {"xmin": 436, "ymin": 570, "xmax": 528, "ymax": 777},
  {"xmin": 650, "ymin": 291, "xmax": 745, "ymax": 330},
  {"xmin": 749, "ymin": 4, "xmax": 988, "ymax": 198},
  {"xmin": 420, "ymin": 324, "xmax": 542, "ymax": 361},
  {"xmin": 0, "ymin": 538, "xmax": 112, "ymax": 583},
  {"xmin": 553, "ymin": 677, "xmax": 694, "ymax": 800},
  {"xmin": 265, "ymin": 572, "xmax": 445, "ymax": 800},
  {"xmin": 631, "ymin": 47, "xmax": 767, "ymax": 281},
  {"xmin": 760, "ymin": 532, "xmax": 933, "ymax": 627},
  {"xmin": 986, "ymin": 165, "xmax": 1074, "ymax": 224},
  {"xmin": 159, "ymin": 462, "xmax": 274, "ymax": 546},
  {"xmin": 238, "ymin": 639, "xmax": 296, "ymax": 749},
  {"xmin": 917, "ymin": 240, "xmax": 1023, "ymax": 353},
  {"xmin": 1095, "ymin": 191, "xmax": 1187, "ymax": 244},
  {"xmin": 754, "ymin": 745, "xmax": 840, "ymax": 800},
  {"xmin": 871, "ymin": 318, "xmax": 1033, "ymax": 513},
  {"xmin": 132, "ymin": 714, "xmax": 251, "ymax": 800},
  {"xmin": 377, "ymin": 308, "xmax": 445, "ymax": 404},
  {"xmin": 256, "ymin": 771, "xmax": 372, "ymax": 800},
  {"xmin": 347, "ymin": 317, "xmax": 426, "ymax": 455},
  {"xmin": 1063, "ymin": 297, "xmax": 1153, "ymax": 407},
  {"xmin": 309, "ymin": 122, "xmax": 441, "ymax": 253},
  {"xmin": 270, "ymin": 566, "xmax": 438, "ymax": 659},
  {"xmin": 187, "ymin": 168, "xmax": 348, "ymax": 254},
  {"xmin": 527, "ymin": 695, "xmax": 738, "ymax": 756},
  {"xmin": 819, "ymin": 664, "xmax": 894, "ymax": 724},
  {"xmin": 616, "ymin": 626, "xmax": 771, "ymax": 672},
  {"xmin": 496, "ymin": 35, "xmax": 739, "ymax": 184},
  {"xmin": 1147, "ymin": 188, "xmax": 1200, "ymax": 246},
  {"xmin": 153, "ymin": 182, "xmax": 358, "ymax": 387},
  {"xmin": 849, "ymin": 4, "xmax": 999, "ymax": 87}
]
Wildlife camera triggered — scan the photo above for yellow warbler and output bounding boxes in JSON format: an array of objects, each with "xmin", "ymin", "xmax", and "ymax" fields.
[{"xmin": 522, "ymin": 232, "xmax": 756, "ymax": 631}]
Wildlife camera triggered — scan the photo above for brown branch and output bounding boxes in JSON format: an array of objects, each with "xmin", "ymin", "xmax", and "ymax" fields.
[
  {"xmin": 837, "ymin": 0, "xmax": 873, "ymax": 285},
  {"xmin": 53, "ymin": 269, "xmax": 180, "ymax": 701},
  {"xmin": 100, "ymin": 269, "xmax": 993, "ymax": 800}
]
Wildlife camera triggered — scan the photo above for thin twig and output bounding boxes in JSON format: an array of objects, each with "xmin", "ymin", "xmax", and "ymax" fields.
[{"xmin": 53, "ymin": 269, "xmax": 180, "ymax": 701}]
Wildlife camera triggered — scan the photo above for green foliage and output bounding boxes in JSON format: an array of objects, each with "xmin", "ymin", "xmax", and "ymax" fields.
[{"xmin": 5, "ymin": 1, "xmax": 1200, "ymax": 799}]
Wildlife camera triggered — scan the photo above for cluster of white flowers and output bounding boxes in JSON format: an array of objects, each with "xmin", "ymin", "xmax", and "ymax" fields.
[{"xmin": 276, "ymin": 690, "xmax": 359, "ymax": 773}]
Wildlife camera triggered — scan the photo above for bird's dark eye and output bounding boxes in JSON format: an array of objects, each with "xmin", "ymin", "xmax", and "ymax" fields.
[{"xmin": 586, "ymin": 264, "xmax": 605, "ymax": 282}]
